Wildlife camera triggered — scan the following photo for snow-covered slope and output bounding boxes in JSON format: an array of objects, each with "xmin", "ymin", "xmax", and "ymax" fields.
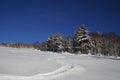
[{"xmin": 0, "ymin": 47, "xmax": 120, "ymax": 80}]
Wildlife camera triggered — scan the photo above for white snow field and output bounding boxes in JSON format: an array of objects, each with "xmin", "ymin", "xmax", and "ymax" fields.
[{"xmin": 0, "ymin": 47, "xmax": 120, "ymax": 80}]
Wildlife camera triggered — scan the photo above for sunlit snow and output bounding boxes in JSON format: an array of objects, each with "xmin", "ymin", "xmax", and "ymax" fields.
[{"xmin": 0, "ymin": 47, "xmax": 120, "ymax": 80}]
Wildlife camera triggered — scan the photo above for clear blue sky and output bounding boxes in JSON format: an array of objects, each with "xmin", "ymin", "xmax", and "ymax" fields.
[{"xmin": 0, "ymin": 0, "xmax": 120, "ymax": 43}]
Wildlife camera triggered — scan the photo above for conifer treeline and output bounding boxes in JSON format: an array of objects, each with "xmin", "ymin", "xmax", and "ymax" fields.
[
  {"xmin": 0, "ymin": 24, "xmax": 120, "ymax": 57},
  {"xmin": 39, "ymin": 24, "xmax": 120, "ymax": 57}
]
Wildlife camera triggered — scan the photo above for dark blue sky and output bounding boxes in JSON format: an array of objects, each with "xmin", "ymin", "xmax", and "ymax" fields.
[{"xmin": 0, "ymin": 0, "xmax": 120, "ymax": 43}]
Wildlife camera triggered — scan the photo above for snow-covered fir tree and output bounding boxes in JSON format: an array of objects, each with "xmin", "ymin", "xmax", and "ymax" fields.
[
  {"xmin": 47, "ymin": 35, "xmax": 56, "ymax": 51},
  {"xmin": 55, "ymin": 33, "xmax": 64, "ymax": 52},
  {"xmin": 73, "ymin": 24, "xmax": 93, "ymax": 54},
  {"xmin": 47, "ymin": 33, "xmax": 64, "ymax": 52},
  {"xmin": 64, "ymin": 36, "xmax": 73, "ymax": 53}
]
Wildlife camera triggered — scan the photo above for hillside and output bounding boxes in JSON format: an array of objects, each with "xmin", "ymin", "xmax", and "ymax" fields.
[{"xmin": 0, "ymin": 47, "xmax": 120, "ymax": 80}]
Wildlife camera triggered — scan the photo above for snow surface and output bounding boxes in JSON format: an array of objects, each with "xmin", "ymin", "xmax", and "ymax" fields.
[{"xmin": 0, "ymin": 47, "xmax": 120, "ymax": 80}]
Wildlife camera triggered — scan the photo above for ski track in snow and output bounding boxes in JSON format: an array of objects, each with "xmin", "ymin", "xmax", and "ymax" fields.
[
  {"xmin": 1, "ymin": 47, "xmax": 120, "ymax": 80},
  {"xmin": 0, "ymin": 54, "xmax": 85, "ymax": 80}
]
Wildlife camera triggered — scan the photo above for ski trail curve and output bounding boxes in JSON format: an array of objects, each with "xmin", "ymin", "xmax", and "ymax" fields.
[{"xmin": 0, "ymin": 56, "xmax": 85, "ymax": 80}]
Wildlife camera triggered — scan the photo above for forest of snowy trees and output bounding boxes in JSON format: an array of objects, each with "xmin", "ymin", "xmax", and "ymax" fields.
[
  {"xmin": 39, "ymin": 24, "xmax": 120, "ymax": 57},
  {"xmin": 0, "ymin": 24, "xmax": 120, "ymax": 57}
]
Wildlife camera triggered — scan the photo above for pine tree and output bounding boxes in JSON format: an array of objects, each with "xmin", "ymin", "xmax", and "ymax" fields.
[
  {"xmin": 47, "ymin": 35, "xmax": 56, "ymax": 51},
  {"xmin": 73, "ymin": 27, "xmax": 81, "ymax": 53},
  {"xmin": 64, "ymin": 36, "xmax": 73, "ymax": 53},
  {"xmin": 73, "ymin": 24, "xmax": 93, "ymax": 54},
  {"xmin": 55, "ymin": 33, "xmax": 64, "ymax": 52},
  {"xmin": 47, "ymin": 33, "xmax": 64, "ymax": 52}
]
